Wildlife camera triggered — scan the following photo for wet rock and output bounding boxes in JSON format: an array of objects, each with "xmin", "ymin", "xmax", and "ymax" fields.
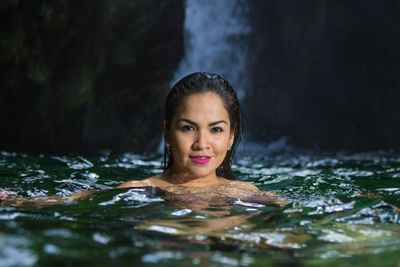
[
  {"xmin": 245, "ymin": 1, "xmax": 400, "ymax": 151},
  {"xmin": 0, "ymin": 0, "xmax": 184, "ymax": 153}
]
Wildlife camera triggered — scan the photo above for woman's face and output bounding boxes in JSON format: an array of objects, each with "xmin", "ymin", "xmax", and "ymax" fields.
[{"xmin": 166, "ymin": 92, "xmax": 234, "ymax": 180}]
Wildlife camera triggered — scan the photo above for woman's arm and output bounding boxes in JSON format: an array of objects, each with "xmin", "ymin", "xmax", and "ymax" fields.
[
  {"xmin": 225, "ymin": 181, "xmax": 287, "ymax": 206},
  {"xmin": 117, "ymin": 176, "xmax": 171, "ymax": 189},
  {"xmin": 0, "ymin": 176, "xmax": 157, "ymax": 207},
  {"xmin": 0, "ymin": 190, "xmax": 98, "ymax": 207},
  {"xmin": 116, "ymin": 179, "xmax": 153, "ymax": 189}
]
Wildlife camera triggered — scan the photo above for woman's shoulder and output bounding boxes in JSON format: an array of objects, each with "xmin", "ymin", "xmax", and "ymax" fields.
[
  {"xmin": 218, "ymin": 178, "xmax": 287, "ymax": 206},
  {"xmin": 218, "ymin": 178, "xmax": 259, "ymax": 191},
  {"xmin": 116, "ymin": 179, "xmax": 151, "ymax": 189},
  {"xmin": 116, "ymin": 174, "xmax": 172, "ymax": 189}
]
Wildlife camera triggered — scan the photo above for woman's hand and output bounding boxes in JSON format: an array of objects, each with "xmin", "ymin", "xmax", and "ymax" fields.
[
  {"xmin": 0, "ymin": 189, "xmax": 98, "ymax": 207},
  {"xmin": 0, "ymin": 189, "xmax": 12, "ymax": 202}
]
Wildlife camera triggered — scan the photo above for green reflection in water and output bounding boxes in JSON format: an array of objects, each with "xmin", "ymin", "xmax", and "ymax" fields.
[{"xmin": 1, "ymin": 150, "xmax": 400, "ymax": 267}]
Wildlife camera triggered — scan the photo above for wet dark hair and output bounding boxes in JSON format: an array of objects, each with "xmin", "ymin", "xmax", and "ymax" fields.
[{"xmin": 163, "ymin": 72, "xmax": 243, "ymax": 180}]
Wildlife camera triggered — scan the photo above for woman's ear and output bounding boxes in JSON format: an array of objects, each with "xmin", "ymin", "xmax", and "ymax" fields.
[
  {"xmin": 163, "ymin": 120, "xmax": 169, "ymax": 145},
  {"xmin": 228, "ymin": 133, "xmax": 234, "ymax": 149}
]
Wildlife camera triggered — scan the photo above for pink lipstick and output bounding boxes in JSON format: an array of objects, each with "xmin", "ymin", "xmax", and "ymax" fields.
[{"xmin": 190, "ymin": 156, "xmax": 211, "ymax": 165}]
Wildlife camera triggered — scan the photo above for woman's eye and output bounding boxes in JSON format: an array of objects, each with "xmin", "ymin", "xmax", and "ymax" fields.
[
  {"xmin": 181, "ymin": 125, "xmax": 195, "ymax": 131},
  {"xmin": 211, "ymin": 127, "xmax": 224, "ymax": 133}
]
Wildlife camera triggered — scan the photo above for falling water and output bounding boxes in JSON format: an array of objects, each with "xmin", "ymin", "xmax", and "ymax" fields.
[
  {"xmin": 171, "ymin": 0, "xmax": 251, "ymax": 100},
  {"xmin": 159, "ymin": 0, "xmax": 252, "ymax": 153}
]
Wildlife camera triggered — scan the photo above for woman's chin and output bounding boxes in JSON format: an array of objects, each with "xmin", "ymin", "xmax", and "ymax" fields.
[{"xmin": 189, "ymin": 168, "xmax": 215, "ymax": 179}]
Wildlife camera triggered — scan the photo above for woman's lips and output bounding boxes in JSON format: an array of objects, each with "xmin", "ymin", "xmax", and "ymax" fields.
[{"xmin": 189, "ymin": 156, "xmax": 211, "ymax": 164}]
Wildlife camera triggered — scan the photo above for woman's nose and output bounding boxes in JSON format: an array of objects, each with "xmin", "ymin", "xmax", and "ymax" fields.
[{"xmin": 192, "ymin": 130, "xmax": 209, "ymax": 150}]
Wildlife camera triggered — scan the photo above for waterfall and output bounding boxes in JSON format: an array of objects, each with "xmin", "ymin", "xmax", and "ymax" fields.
[
  {"xmin": 159, "ymin": 0, "xmax": 251, "ymax": 154},
  {"xmin": 171, "ymin": 0, "xmax": 251, "ymax": 100}
]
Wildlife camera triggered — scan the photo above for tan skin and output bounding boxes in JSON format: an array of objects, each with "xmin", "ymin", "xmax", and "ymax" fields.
[
  {"xmin": 114, "ymin": 93, "xmax": 279, "ymax": 232},
  {"xmin": 1, "ymin": 92, "xmax": 285, "ymax": 213},
  {"xmin": 116, "ymin": 92, "xmax": 285, "ymax": 206},
  {"xmin": 119, "ymin": 92, "xmax": 235, "ymax": 189}
]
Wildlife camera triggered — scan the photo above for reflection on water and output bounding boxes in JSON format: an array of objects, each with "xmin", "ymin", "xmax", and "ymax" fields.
[{"xmin": 0, "ymin": 150, "xmax": 400, "ymax": 266}]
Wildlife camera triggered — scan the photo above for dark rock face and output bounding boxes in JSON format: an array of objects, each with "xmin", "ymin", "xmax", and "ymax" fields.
[
  {"xmin": 3, "ymin": 0, "xmax": 400, "ymax": 153},
  {"xmin": 246, "ymin": 0, "xmax": 400, "ymax": 150},
  {"xmin": 0, "ymin": 0, "xmax": 184, "ymax": 153}
]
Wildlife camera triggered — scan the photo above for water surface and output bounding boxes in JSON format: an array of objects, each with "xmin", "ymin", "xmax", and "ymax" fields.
[{"xmin": 1, "ymin": 150, "xmax": 399, "ymax": 266}]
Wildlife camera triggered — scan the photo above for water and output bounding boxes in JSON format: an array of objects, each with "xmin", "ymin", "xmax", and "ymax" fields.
[
  {"xmin": 157, "ymin": 0, "xmax": 252, "ymax": 153},
  {"xmin": 171, "ymin": 0, "xmax": 251, "ymax": 99},
  {"xmin": 1, "ymin": 150, "xmax": 400, "ymax": 266}
]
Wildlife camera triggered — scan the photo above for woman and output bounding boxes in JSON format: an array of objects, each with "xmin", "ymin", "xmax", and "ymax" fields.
[
  {"xmin": 117, "ymin": 72, "xmax": 285, "ymax": 205},
  {"xmin": 0, "ymin": 72, "xmax": 285, "ymax": 207}
]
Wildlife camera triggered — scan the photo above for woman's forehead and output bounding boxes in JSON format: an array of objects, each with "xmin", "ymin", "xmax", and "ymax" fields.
[{"xmin": 174, "ymin": 92, "xmax": 229, "ymax": 120}]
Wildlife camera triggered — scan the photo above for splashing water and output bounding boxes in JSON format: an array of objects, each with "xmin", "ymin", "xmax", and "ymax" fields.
[
  {"xmin": 158, "ymin": 0, "xmax": 252, "ymax": 154},
  {"xmin": 1, "ymin": 150, "xmax": 400, "ymax": 266}
]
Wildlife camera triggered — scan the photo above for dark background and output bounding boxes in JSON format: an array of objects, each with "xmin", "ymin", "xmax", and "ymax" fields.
[
  {"xmin": 1, "ymin": 0, "xmax": 399, "ymax": 153},
  {"xmin": 246, "ymin": 0, "xmax": 400, "ymax": 151}
]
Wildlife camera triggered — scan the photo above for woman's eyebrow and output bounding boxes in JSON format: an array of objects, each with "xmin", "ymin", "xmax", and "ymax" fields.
[
  {"xmin": 177, "ymin": 119, "xmax": 228, "ymax": 126},
  {"xmin": 209, "ymin": 120, "xmax": 228, "ymax": 126},
  {"xmin": 177, "ymin": 119, "xmax": 197, "ymax": 125}
]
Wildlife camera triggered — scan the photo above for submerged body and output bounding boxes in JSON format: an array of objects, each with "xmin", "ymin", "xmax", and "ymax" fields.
[
  {"xmin": 0, "ymin": 176, "xmax": 285, "ymax": 207},
  {"xmin": 0, "ymin": 73, "xmax": 285, "ymax": 207},
  {"xmin": 117, "ymin": 174, "xmax": 286, "ymax": 206},
  {"xmin": 112, "ymin": 73, "xmax": 286, "ymax": 207}
]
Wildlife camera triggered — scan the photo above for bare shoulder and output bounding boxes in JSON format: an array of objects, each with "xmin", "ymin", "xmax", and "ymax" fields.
[
  {"xmin": 116, "ymin": 177, "xmax": 155, "ymax": 189},
  {"xmin": 116, "ymin": 175, "xmax": 171, "ymax": 189},
  {"xmin": 220, "ymin": 178, "xmax": 287, "ymax": 206},
  {"xmin": 220, "ymin": 179, "xmax": 260, "ymax": 191}
]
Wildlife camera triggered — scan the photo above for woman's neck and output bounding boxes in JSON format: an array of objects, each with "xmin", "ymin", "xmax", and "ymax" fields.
[{"xmin": 161, "ymin": 169, "xmax": 221, "ymax": 187}]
